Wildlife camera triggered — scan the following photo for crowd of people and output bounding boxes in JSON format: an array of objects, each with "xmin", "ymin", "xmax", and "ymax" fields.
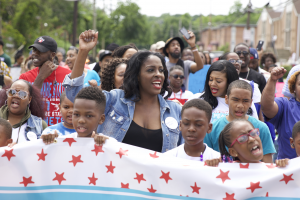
[{"xmin": 1, "ymin": 28, "xmax": 299, "ymax": 170}]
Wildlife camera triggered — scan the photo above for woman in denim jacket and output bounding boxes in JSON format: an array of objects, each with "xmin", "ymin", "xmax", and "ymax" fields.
[
  {"xmin": 63, "ymin": 30, "xmax": 183, "ymax": 153},
  {"xmin": 0, "ymin": 80, "xmax": 47, "ymax": 144}
]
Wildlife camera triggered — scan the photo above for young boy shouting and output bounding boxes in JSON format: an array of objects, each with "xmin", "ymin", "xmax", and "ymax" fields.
[
  {"xmin": 164, "ymin": 99, "xmax": 220, "ymax": 163},
  {"xmin": 0, "ymin": 118, "xmax": 13, "ymax": 147},
  {"xmin": 204, "ymin": 80, "xmax": 276, "ymax": 163},
  {"xmin": 42, "ymin": 91, "xmax": 76, "ymax": 136},
  {"xmin": 41, "ymin": 87, "xmax": 109, "ymax": 145}
]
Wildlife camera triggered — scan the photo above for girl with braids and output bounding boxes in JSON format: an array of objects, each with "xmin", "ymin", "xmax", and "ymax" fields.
[
  {"xmin": 0, "ymin": 80, "xmax": 47, "ymax": 144},
  {"xmin": 101, "ymin": 58, "xmax": 128, "ymax": 91},
  {"xmin": 218, "ymin": 119, "xmax": 289, "ymax": 167},
  {"xmin": 63, "ymin": 30, "xmax": 182, "ymax": 153}
]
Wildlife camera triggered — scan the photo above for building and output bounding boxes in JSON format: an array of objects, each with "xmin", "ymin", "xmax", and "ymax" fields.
[
  {"xmin": 256, "ymin": 0, "xmax": 300, "ymax": 61},
  {"xmin": 199, "ymin": 24, "xmax": 256, "ymax": 52}
]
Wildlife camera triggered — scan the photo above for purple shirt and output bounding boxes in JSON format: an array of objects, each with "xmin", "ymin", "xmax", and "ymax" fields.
[{"xmin": 267, "ymin": 97, "xmax": 300, "ymax": 159}]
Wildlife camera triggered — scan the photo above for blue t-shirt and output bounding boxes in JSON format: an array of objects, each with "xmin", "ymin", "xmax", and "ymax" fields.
[
  {"xmin": 42, "ymin": 122, "xmax": 76, "ymax": 136},
  {"xmin": 204, "ymin": 116, "xmax": 276, "ymax": 155},
  {"xmin": 266, "ymin": 97, "xmax": 300, "ymax": 159},
  {"xmin": 83, "ymin": 70, "xmax": 100, "ymax": 87}
]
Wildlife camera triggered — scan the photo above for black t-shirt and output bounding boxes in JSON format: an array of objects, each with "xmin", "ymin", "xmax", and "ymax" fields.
[
  {"xmin": 239, "ymin": 68, "xmax": 266, "ymax": 93},
  {"xmin": 0, "ymin": 75, "xmax": 4, "ymax": 87},
  {"xmin": 122, "ymin": 120, "xmax": 163, "ymax": 152}
]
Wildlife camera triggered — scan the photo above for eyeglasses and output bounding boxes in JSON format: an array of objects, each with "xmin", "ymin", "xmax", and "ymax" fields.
[
  {"xmin": 230, "ymin": 128, "xmax": 260, "ymax": 147},
  {"xmin": 235, "ymin": 51, "xmax": 249, "ymax": 56},
  {"xmin": 228, "ymin": 59, "xmax": 243, "ymax": 65},
  {"xmin": 171, "ymin": 75, "xmax": 185, "ymax": 79},
  {"xmin": 6, "ymin": 89, "xmax": 29, "ymax": 100}
]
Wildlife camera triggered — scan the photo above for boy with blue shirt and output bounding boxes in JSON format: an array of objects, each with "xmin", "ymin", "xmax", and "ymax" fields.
[
  {"xmin": 42, "ymin": 91, "xmax": 76, "ymax": 136},
  {"xmin": 204, "ymin": 80, "xmax": 276, "ymax": 163}
]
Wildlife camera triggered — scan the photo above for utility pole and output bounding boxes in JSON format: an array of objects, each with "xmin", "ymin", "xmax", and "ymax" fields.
[
  {"xmin": 199, "ymin": 14, "xmax": 202, "ymax": 41},
  {"xmin": 246, "ymin": 0, "xmax": 253, "ymax": 30},
  {"xmin": 92, "ymin": 0, "xmax": 97, "ymax": 58},
  {"xmin": 72, "ymin": 1, "xmax": 78, "ymax": 46}
]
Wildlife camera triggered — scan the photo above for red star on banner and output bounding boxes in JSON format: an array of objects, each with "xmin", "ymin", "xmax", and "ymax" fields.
[
  {"xmin": 106, "ymin": 161, "xmax": 116, "ymax": 173},
  {"xmin": 266, "ymin": 164, "xmax": 276, "ymax": 168},
  {"xmin": 91, "ymin": 144, "xmax": 104, "ymax": 156},
  {"xmin": 134, "ymin": 173, "xmax": 146, "ymax": 183},
  {"xmin": 121, "ymin": 183, "xmax": 129, "ymax": 189},
  {"xmin": 63, "ymin": 138, "xmax": 77, "ymax": 147},
  {"xmin": 69, "ymin": 155, "xmax": 83, "ymax": 167},
  {"xmin": 191, "ymin": 182, "xmax": 201, "ymax": 194},
  {"xmin": 204, "ymin": 162, "xmax": 208, "ymax": 166},
  {"xmin": 116, "ymin": 148, "xmax": 128, "ymax": 158},
  {"xmin": 53, "ymin": 172, "xmax": 66, "ymax": 185},
  {"xmin": 246, "ymin": 181, "xmax": 262, "ymax": 193},
  {"xmin": 19, "ymin": 176, "xmax": 34, "ymax": 187},
  {"xmin": 160, "ymin": 171, "xmax": 172, "ymax": 183},
  {"xmin": 223, "ymin": 192, "xmax": 236, "ymax": 200},
  {"xmin": 240, "ymin": 163, "xmax": 249, "ymax": 168},
  {"xmin": 216, "ymin": 169, "xmax": 231, "ymax": 183},
  {"xmin": 37, "ymin": 149, "xmax": 47, "ymax": 161},
  {"xmin": 266, "ymin": 192, "xmax": 269, "ymax": 197},
  {"xmin": 88, "ymin": 173, "xmax": 98, "ymax": 185},
  {"xmin": 1, "ymin": 149, "xmax": 15, "ymax": 161},
  {"xmin": 147, "ymin": 184, "xmax": 157, "ymax": 193},
  {"xmin": 149, "ymin": 151, "xmax": 159, "ymax": 158},
  {"xmin": 280, "ymin": 173, "xmax": 294, "ymax": 184}
]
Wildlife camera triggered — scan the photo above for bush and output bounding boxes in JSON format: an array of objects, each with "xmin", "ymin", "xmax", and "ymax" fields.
[{"xmin": 282, "ymin": 65, "xmax": 292, "ymax": 79}]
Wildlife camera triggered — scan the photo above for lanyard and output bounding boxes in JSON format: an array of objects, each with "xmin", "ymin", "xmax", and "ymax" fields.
[{"xmin": 174, "ymin": 89, "xmax": 182, "ymax": 99}]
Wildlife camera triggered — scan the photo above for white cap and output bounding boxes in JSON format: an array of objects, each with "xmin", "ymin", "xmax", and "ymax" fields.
[
  {"xmin": 150, "ymin": 44, "xmax": 157, "ymax": 52},
  {"xmin": 156, "ymin": 41, "xmax": 165, "ymax": 50}
]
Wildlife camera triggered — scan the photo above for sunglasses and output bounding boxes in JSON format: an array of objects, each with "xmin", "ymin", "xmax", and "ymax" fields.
[
  {"xmin": 228, "ymin": 59, "xmax": 243, "ymax": 65},
  {"xmin": 6, "ymin": 89, "xmax": 29, "ymax": 100},
  {"xmin": 230, "ymin": 128, "xmax": 260, "ymax": 147},
  {"xmin": 171, "ymin": 75, "xmax": 185, "ymax": 79},
  {"xmin": 235, "ymin": 51, "xmax": 249, "ymax": 56}
]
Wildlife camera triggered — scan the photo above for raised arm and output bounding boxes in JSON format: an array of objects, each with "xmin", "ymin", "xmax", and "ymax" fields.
[
  {"xmin": 261, "ymin": 67, "xmax": 286, "ymax": 119},
  {"xmin": 183, "ymin": 31, "xmax": 204, "ymax": 73},
  {"xmin": 70, "ymin": 30, "xmax": 98, "ymax": 79}
]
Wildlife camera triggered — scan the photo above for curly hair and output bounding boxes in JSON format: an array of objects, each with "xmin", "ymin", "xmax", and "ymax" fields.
[
  {"xmin": 101, "ymin": 58, "xmax": 128, "ymax": 91},
  {"xmin": 0, "ymin": 80, "xmax": 45, "ymax": 119},
  {"xmin": 123, "ymin": 51, "xmax": 172, "ymax": 101},
  {"xmin": 112, "ymin": 45, "xmax": 138, "ymax": 58},
  {"xmin": 75, "ymin": 86, "xmax": 106, "ymax": 112},
  {"xmin": 260, "ymin": 53, "xmax": 276, "ymax": 66},
  {"xmin": 288, "ymin": 70, "xmax": 300, "ymax": 94},
  {"xmin": 182, "ymin": 99, "xmax": 212, "ymax": 121}
]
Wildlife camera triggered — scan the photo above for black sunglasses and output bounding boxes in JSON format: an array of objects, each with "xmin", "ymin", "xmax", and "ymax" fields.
[
  {"xmin": 171, "ymin": 75, "xmax": 185, "ymax": 79},
  {"xmin": 235, "ymin": 51, "xmax": 249, "ymax": 56}
]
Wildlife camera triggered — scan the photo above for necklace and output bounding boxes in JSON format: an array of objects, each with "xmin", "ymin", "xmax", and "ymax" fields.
[{"xmin": 245, "ymin": 68, "xmax": 250, "ymax": 80}]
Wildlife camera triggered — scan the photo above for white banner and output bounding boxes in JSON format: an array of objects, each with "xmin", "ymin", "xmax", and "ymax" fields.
[{"xmin": 0, "ymin": 138, "xmax": 299, "ymax": 200}]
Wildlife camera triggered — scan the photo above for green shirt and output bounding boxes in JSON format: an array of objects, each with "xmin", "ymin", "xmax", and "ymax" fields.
[{"xmin": 0, "ymin": 53, "xmax": 11, "ymax": 67}]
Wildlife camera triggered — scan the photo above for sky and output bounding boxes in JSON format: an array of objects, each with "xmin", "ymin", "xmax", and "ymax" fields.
[{"xmin": 95, "ymin": 0, "xmax": 287, "ymax": 17}]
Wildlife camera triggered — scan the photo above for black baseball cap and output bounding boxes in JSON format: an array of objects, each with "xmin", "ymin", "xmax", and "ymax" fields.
[
  {"xmin": 163, "ymin": 37, "xmax": 184, "ymax": 57},
  {"xmin": 99, "ymin": 50, "xmax": 112, "ymax": 61},
  {"xmin": 28, "ymin": 36, "xmax": 57, "ymax": 53}
]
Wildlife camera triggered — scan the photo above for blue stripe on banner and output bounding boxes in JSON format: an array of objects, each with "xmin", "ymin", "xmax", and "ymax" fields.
[{"xmin": 0, "ymin": 185, "xmax": 203, "ymax": 200}]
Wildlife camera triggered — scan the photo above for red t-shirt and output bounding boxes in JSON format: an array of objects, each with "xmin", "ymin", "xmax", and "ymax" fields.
[{"xmin": 19, "ymin": 66, "xmax": 71, "ymax": 126}]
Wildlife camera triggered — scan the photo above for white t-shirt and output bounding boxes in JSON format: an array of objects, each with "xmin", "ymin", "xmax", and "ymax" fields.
[
  {"xmin": 169, "ymin": 90, "xmax": 194, "ymax": 100},
  {"xmin": 12, "ymin": 123, "xmax": 27, "ymax": 143},
  {"xmin": 188, "ymin": 93, "xmax": 258, "ymax": 123},
  {"xmin": 239, "ymin": 77, "xmax": 261, "ymax": 103},
  {"xmin": 164, "ymin": 143, "xmax": 220, "ymax": 161}
]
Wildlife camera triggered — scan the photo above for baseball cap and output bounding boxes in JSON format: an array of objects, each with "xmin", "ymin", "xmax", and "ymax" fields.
[
  {"xmin": 163, "ymin": 37, "xmax": 184, "ymax": 57},
  {"xmin": 99, "ymin": 50, "xmax": 112, "ymax": 61},
  {"xmin": 249, "ymin": 48, "xmax": 259, "ymax": 59},
  {"xmin": 156, "ymin": 41, "xmax": 165, "ymax": 50},
  {"xmin": 28, "ymin": 36, "xmax": 57, "ymax": 52}
]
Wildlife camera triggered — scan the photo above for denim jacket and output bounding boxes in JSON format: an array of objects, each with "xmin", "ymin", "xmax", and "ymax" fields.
[
  {"xmin": 63, "ymin": 73, "xmax": 183, "ymax": 152},
  {"xmin": 24, "ymin": 114, "xmax": 44, "ymax": 140}
]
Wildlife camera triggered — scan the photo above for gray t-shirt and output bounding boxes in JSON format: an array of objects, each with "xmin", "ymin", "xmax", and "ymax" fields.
[{"xmin": 166, "ymin": 60, "xmax": 194, "ymax": 89}]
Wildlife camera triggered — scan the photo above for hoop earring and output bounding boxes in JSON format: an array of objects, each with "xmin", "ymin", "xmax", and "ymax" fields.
[{"xmin": 5, "ymin": 100, "xmax": 7, "ymax": 105}]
